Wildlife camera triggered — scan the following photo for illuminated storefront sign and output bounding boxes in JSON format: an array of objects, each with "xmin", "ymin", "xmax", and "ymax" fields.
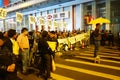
[
  {"xmin": 3, "ymin": 0, "xmax": 9, "ymax": 7},
  {"xmin": 47, "ymin": 11, "xmax": 70, "ymax": 20}
]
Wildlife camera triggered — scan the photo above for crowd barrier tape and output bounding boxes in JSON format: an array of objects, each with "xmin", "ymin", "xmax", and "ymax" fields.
[
  {"xmin": 57, "ymin": 33, "xmax": 90, "ymax": 45},
  {"xmin": 57, "ymin": 38, "xmax": 69, "ymax": 45},
  {"xmin": 48, "ymin": 32, "xmax": 90, "ymax": 51}
]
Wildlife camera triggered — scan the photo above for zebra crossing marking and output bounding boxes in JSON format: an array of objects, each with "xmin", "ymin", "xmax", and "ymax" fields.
[
  {"xmin": 65, "ymin": 59, "xmax": 120, "ymax": 70},
  {"xmin": 75, "ymin": 56, "xmax": 120, "ymax": 64},
  {"xmin": 79, "ymin": 53, "xmax": 120, "ymax": 59},
  {"xmin": 51, "ymin": 73, "xmax": 74, "ymax": 80},
  {"xmin": 85, "ymin": 50, "xmax": 120, "ymax": 54},
  {"xmin": 81, "ymin": 50, "xmax": 118, "ymax": 55},
  {"xmin": 85, "ymin": 48, "xmax": 120, "ymax": 54},
  {"xmin": 56, "ymin": 63, "xmax": 120, "ymax": 80}
]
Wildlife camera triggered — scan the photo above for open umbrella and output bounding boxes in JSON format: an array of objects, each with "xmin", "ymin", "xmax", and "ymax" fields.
[{"xmin": 89, "ymin": 17, "xmax": 110, "ymax": 24}]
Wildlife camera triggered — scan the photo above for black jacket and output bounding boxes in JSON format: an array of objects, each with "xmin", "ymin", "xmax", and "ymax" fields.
[
  {"xmin": 0, "ymin": 46, "xmax": 16, "ymax": 73},
  {"xmin": 38, "ymin": 37, "xmax": 53, "ymax": 55},
  {"xmin": 4, "ymin": 37, "xmax": 13, "ymax": 53}
]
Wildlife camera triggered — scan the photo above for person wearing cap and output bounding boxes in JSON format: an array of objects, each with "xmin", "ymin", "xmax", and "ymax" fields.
[{"xmin": 0, "ymin": 34, "xmax": 17, "ymax": 80}]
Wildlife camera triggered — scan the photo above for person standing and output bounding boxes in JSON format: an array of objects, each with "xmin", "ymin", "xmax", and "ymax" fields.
[
  {"xmin": 8, "ymin": 29, "xmax": 19, "ymax": 56},
  {"xmin": 101, "ymin": 30, "xmax": 106, "ymax": 46},
  {"xmin": 7, "ymin": 29, "xmax": 19, "ymax": 79},
  {"xmin": 38, "ymin": 31, "xmax": 53, "ymax": 80},
  {"xmin": 17, "ymin": 28, "xmax": 29, "ymax": 74},
  {"xmin": 0, "ymin": 33, "xmax": 17, "ymax": 80},
  {"xmin": 48, "ymin": 31, "xmax": 58, "ymax": 59},
  {"xmin": 108, "ymin": 30, "xmax": 114, "ymax": 46},
  {"xmin": 118, "ymin": 31, "xmax": 120, "ymax": 48},
  {"xmin": 93, "ymin": 23, "xmax": 101, "ymax": 63},
  {"xmin": 3, "ymin": 31, "xmax": 13, "ymax": 53}
]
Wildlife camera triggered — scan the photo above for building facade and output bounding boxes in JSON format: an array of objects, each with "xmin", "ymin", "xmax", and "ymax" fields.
[{"xmin": 0, "ymin": 0, "xmax": 120, "ymax": 36}]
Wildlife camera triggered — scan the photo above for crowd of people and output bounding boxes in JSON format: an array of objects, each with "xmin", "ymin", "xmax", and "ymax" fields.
[
  {"xmin": 0, "ymin": 27, "xmax": 81, "ymax": 80},
  {"xmin": 0, "ymin": 26, "xmax": 120, "ymax": 80},
  {"xmin": 0, "ymin": 29, "xmax": 19, "ymax": 80},
  {"xmin": 90, "ymin": 27, "xmax": 116, "ymax": 47},
  {"xmin": 0, "ymin": 27, "xmax": 57, "ymax": 80}
]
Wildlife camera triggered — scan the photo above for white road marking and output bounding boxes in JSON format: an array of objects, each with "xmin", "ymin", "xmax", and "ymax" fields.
[
  {"xmin": 78, "ymin": 53, "xmax": 120, "ymax": 59},
  {"xmin": 56, "ymin": 63, "xmax": 120, "ymax": 80},
  {"xmin": 65, "ymin": 59, "xmax": 120, "ymax": 70},
  {"xmin": 51, "ymin": 73, "xmax": 75, "ymax": 80},
  {"xmin": 75, "ymin": 56, "xmax": 120, "ymax": 64}
]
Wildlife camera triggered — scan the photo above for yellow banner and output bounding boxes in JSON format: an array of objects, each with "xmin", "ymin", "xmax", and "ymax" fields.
[
  {"xmin": 47, "ymin": 41, "xmax": 57, "ymax": 51},
  {"xmin": 16, "ymin": 12, "xmax": 23, "ymax": 23},
  {"xmin": 57, "ymin": 33, "xmax": 90, "ymax": 45},
  {"xmin": 68, "ymin": 37, "xmax": 76, "ymax": 44},
  {"xmin": 0, "ymin": 8, "xmax": 7, "ymax": 19},
  {"xmin": 57, "ymin": 38, "xmax": 68, "ymax": 44},
  {"xmin": 29, "ymin": 16, "xmax": 35, "ymax": 24}
]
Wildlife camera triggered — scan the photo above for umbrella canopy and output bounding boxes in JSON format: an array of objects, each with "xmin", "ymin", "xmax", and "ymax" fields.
[{"xmin": 89, "ymin": 17, "xmax": 110, "ymax": 24}]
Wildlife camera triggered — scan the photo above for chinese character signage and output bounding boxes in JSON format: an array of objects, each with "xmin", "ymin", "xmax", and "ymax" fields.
[
  {"xmin": 53, "ymin": 13, "xmax": 59, "ymax": 19},
  {"xmin": 16, "ymin": 12, "xmax": 23, "ymax": 23},
  {"xmin": 29, "ymin": 15, "xmax": 35, "ymax": 24},
  {"xmin": 0, "ymin": 8, "xmax": 7, "ymax": 19},
  {"xmin": 39, "ymin": 18, "xmax": 45, "ymax": 25}
]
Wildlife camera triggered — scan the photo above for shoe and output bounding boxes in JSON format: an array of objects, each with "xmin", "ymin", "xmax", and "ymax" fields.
[
  {"xmin": 94, "ymin": 56, "xmax": 100, "ymax": 63},
  {"xmin": 96, "ymin": 55, "xmax": 100, "ymax": 58}
]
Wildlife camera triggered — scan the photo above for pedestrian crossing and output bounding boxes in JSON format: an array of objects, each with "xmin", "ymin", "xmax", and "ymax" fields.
[
  {"xmin": 51, "ymin": 73, "xmax": 74, "ymax": 80},
  {"xmin": 54, "ymin": 63, "xmax": 120, "ymax": 80},
  {"xmin": 77, "ymin": 53, "xmax": 120, "ymax": 60},
  {"xmin": 65, "ymin": 59, "xmax": 120, "ymax": 70},
  {"xmin": 50, "ymin": 47, "xmax": 120, "ymax": 80},
  {"xmin": 18, "ymin": 46, "xmax": 120, "ymax": 80},
  {"xmin": 75, "ymin": 56, "xmax": 120, "ymax": 64}
]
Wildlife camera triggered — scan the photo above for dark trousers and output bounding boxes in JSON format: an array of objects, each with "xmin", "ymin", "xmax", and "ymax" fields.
[
  {"xmin": 108, "ymin": 39, "xmax": 114, "ymax": 46},
  {"xmin": 101, "ymin": 39, "xmax": 105, "ymax": 46},
  {"xmin": 94, "ymin": 40, "xmax": 100, "ymax": 57},
  {"xmin": 39, "ymin": 54, "xmax": 51, "ymax": 79},
  {"xmin": 0, "ymin": 71, "xmax": 17, "ymax": 80},
  {"xmin": 118, "ymin": 38, "xmax": 120, "ymax": 47}
]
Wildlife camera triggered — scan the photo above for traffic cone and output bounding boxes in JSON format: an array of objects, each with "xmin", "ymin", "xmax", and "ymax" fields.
[
  {"xmin": 82, "ymin": 42, "xmax": 85, "ymax": 49},
  {"xmin": 70, "ymin": 44, "xmax": 73, "ymax": 50}
]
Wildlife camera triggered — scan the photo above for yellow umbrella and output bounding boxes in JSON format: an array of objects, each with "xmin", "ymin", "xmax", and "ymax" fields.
[{"xmin": 89, "ymin": 17, "xmax": 110, "ymax": 24}]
